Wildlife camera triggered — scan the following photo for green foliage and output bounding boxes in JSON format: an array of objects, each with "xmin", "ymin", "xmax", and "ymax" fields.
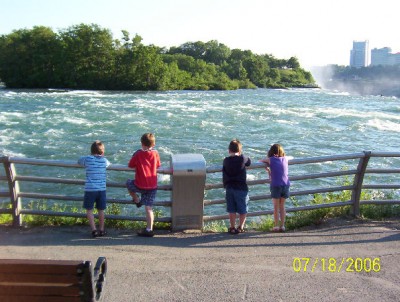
[
  {"xmin": 257, "ymin": 186, "xmax": 400, "ymax": 231},
  {"xmin": 203, "ymin": 220, "xmax": 228, "ymax": 232},
  {"xmin": 0, "ymin": 24, "xmax": 316, "ymax": 90},
  {"xmin": 0, "ymin": 200, "xmax": 171, "ymax": 230}
]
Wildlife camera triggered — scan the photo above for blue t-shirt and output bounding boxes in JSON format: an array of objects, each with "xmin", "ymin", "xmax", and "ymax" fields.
[{"xmin": 78, "ymin": 155, "xmax": 111, "ymax": 191}]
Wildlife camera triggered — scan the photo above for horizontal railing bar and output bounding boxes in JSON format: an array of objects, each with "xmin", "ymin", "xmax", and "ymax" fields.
[
  {"xmin": 19, "ymin": 192, "xmax": 83, "ymax": 201},
  {"xmin": 203, "ymin": 186, "xmax": 354, "ymax": 206},
  {"xmin": 14, "ymin": 175, "xmax": 172, "ymax": 191},
  {"xmin": 363, "ymin": 184, "xmax": 400, "ymax": 189},
  {"xmin": 204, "ymin": 198, "xmax": 225, "ymax": 206},
  {"xmin": 289, "ymin": 153, "xmax": 365, "ymax": 165},
  {"xmin": 16, "ymin": 176, "xmax": 85, "ymax": 185},
  {"xmin": 3, "ymin": 157, "xmax": 173, "ymax": 174},
  {"xmin": 289, "ymin": 186, "xmax": 354, "ymax": 197},
  {"xmin": 105, "ymin": 214, "xmax": 171, "ymax": 223},
  {"xmin": 360, "ymin": 200, "xmax": 400, "ymax": 205},
  {"xmin": 205, "ymin": 171, "xmax": 357, "ymax": 190},
  {"xmin": 205, "ymin": 153, "xmax": 366, "ymax": 174},
  {"xmin": 18, "ymin": 209, "xmax": 171, "ymax": 222},
  {"xmin": 370, "ymin": 152, "xmax": 400, "ymax": 158},
  {"xmin": 204, "ymin": 200, "xmax": 354, "ymax": 221},
  {"xmin": 0, "ymin": 208, "xmax": 12, "ymax": 214},
  {"xmin": 365, "ymin": 169, "xmax": 400, "ymax": 174},
  {"xmin": 106, "ymin": 198, "xmax": 172, "ymax": 207},
  {"xmin": 0, "ymin": 191, "xmax": 10, "ymax": 198},
  {"xmin": 17, "ymin": 192, "xmax": 172, "ymax": 207}
]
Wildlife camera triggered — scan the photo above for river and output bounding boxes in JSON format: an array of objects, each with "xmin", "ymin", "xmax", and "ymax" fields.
[{"xmin": 1, "ymin": 88, "xmax": 399, "ymax": 214}]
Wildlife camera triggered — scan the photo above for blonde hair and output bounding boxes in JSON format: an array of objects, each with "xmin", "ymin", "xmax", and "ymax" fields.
[{"xmin": 268, "ymin": 143, "xmax": 285, "ymax": 157}]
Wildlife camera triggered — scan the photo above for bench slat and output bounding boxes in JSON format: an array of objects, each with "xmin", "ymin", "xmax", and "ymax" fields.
[
  {"xmin": 0, "ymin": 273, "xmax": 80, "ymax": 284},
  {"xmin": 0, "ymin": 296, "xmax": 82, "ymax": 302},
  {"xmin": 0, "ymin": 260, "xmax": 85, "ymax": 275},
  {"xmin": 0, "ymin": 284, "xmax": 80, "ymax": 296},
  {"xmin": 0, "ymin": 257, "xmax": 107, "ymax": 302}
]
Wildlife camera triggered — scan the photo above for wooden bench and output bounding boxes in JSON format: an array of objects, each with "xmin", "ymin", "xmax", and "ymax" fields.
[{"xmin": 0, "ymin": 257, "xmax": 107, "ymax": 302}]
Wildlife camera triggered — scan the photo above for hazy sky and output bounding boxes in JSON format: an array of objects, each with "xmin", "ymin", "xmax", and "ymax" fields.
[{"xmin": 1, "ymin": 0, "xmax": 399, "ymax": 69}]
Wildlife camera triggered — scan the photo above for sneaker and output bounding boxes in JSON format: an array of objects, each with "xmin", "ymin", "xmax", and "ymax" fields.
[
  {"xmin": 99, "ymin": 230, "xmax": 107, "ymax": 237},
  {"xmin": 228, "ymin": 227, "xmax": 239, "ymax": 235},
  {"xmin": 280, "ymin": 226, "xmax": 286, "ymax": 232},
  {"xmin": 137, "ymin": 229, "xmax": 154, "ymax": 237},
  {"xmin": 271, "ymin": 226, "xmax": 280, "ymax": 232},
  {"xmin": 237, "ymin": 226, "xmax": 246, "ymax": 233},
  {"xmin": 132, "ymin": 199, "xmax": 142, "ymax": 208},
  {"xmin": 91, "ymin": 230, "xmax": 99, "ymax": 238}
]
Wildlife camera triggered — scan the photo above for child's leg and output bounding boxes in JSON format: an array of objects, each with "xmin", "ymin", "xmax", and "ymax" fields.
[
  {"xmin": 86, "ymin": 210, "xmax": 96, "ymax": 231},
  {"xmin": 238, "ymin": 214, "xmax": 246, "ymax": 230},
  {"xmin": 279, "ymin": 198, "xmax": 286, "ymax": 227},
  {"xmin": 98, "ymin": 210, "xmax": 105, "ymax": 231},
  {"xmin": 145, "ymin": 206, "xmax": 154, "ymax": 231},
  {"xmin": 272, "ymin": 198, "xmax": 280, "ymax": 227},
  {"xmin": 229, "ymin": 213, "xmax": 237, "ymax": 229}
]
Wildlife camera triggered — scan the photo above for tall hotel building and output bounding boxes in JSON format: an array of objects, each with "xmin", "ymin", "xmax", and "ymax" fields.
[{"xmin": 350, "ymin": 40, "xmax": 369, "ymax": 68}]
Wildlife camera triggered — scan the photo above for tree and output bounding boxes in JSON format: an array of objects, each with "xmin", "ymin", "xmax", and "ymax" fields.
[
  {"xmin": 58, "ymin": 23, "xmax": 115, "ymax": 89},
  {"xmin": 287, "ymin": 57, "xmax": 300, "ymax": 69},
  {"xmin": 0, "ymin": 26, "xmax": 60, "ymax": 88}
]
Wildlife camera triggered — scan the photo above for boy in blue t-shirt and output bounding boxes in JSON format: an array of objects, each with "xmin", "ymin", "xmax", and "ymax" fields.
[{"xmin": 78, "ymin": 140, "xmax": 111, "ymax": 237}]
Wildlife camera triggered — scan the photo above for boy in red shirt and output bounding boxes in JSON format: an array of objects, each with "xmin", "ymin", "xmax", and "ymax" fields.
[{"xmin": 126, "ymin": 133, "xmax": 161, "ymax": 237}]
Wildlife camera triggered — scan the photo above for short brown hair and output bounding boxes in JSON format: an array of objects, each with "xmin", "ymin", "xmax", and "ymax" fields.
[
  {"xmin": 229, "ymin": 139, "xmax": 242, "ymax": 153},
  {"xmin": 141, "ymin": 133, "xmax": 156, "ymax": 148},
  {"xmin": 91, "ymin": 140, "xmax": 105, "ymax": 155}
]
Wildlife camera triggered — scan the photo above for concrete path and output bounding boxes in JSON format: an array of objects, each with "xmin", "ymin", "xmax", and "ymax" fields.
[{"xmin": 0, "ymin": 218, "xmax": 399, "ymax": 302}]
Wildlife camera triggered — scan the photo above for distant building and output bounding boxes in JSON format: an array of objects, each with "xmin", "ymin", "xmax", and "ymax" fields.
[
  {"xmin": 371, "ymin": 47, "xmax": 400, "ymax": 66},
  {"xmin": 371, "ymin": 47, "xmax": 391, "ymax": 66},
  {"xmin": 350, "ymin": 40, "xmax": 369, "ymax": 68}
]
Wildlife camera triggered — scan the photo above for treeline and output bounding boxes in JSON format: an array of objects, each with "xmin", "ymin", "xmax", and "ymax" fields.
[{"xmin": 0, "ymin": 23, "xmax": 315, "ymax": 90}]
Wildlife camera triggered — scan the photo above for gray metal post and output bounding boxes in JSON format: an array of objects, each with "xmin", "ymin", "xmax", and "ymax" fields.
[
  {"xmin": 351, "ymin": 151, "xmax": 371, "ymax": 217},
  {"xmin": 3, "ymin": 158, "xmax": 22, "ymax": 226},
  {"xmin": 170, "ymin": 154, "xmax": 206, "ymax": 231}
]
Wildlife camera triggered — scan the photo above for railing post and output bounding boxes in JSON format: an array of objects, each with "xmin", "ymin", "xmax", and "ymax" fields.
[
  {"xmin": 3, "ymin": 157, "xmax": 22, "ymax": 226},
  {"xmin": 170, "ymin": 154, "xmax": 206, "ymax": 231},
  {"xmin": 351, "ymin": 151, "xmax": 371, "ymax": 217}
]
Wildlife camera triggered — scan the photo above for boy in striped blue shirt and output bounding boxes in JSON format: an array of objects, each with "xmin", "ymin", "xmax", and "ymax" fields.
[{"xmin": 78, "ymin": 141, "xmax": 111, "ymax": 237}]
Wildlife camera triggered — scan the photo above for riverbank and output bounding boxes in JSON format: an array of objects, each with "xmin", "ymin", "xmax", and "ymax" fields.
[{"xmin": 1, "ymin": 217, "xmax": 399, "ymax": 301}]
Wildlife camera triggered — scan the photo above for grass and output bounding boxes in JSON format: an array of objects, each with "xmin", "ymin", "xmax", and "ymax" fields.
[{"xmin": 1, "ymin": 187, "xmax": 399, "ymax": 232}]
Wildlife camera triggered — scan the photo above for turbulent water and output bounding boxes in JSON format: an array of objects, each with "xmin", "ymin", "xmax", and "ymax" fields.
[{"xmin": 1, "ymin": 88, "xmax": 399, "ymax": 214}]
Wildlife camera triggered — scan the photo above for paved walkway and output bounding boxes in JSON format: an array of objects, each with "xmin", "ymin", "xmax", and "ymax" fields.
[{"xmin": 1, "ymin": 218, "xmax": 399, "ymax": 302}]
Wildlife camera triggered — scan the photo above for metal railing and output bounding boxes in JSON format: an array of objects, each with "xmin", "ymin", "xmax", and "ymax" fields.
[
  {"xmin": 203, "ymin": 151, "xmax": 400, "ymax": 221},
  {"xmin": 1, "ymin": 151, "xmax": 400, "ymax": 228}
]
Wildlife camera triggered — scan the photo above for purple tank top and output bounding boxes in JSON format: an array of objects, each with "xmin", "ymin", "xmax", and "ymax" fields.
[{"xmin": 269, "ymin": 156, "xmax": 290, "ymax": 186}]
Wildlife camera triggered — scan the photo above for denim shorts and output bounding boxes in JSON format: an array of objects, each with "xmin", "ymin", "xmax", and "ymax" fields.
[
  {"xmin": 126, "ymin": 179, "xmax": 157, "ymax": 207},
  {"xmin": 225, "ymin": 187, "xmax": 249, "ymax": 215},
  {"xmin": 270, "ymin": 185, "xmax": 290, "ymax": 199},
  {"xmin": 83, "ymin": 190, "xmax": 107, "ymax": 210}
]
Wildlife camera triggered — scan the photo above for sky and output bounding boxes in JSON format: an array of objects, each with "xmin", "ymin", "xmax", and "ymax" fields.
[{"xmin": 1, "ymin": 0, "xmax": 399, "ymax": 69}]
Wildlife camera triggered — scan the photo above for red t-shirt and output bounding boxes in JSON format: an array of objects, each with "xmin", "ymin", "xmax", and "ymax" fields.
[{"xmin": 128, "ymin": 149, "xmax": 161, "ymax": 189}]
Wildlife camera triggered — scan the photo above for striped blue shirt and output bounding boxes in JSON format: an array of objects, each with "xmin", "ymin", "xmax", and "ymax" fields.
[{"xmin": 78, "ymin": 155, "xmax": 111, "ymax": 191}]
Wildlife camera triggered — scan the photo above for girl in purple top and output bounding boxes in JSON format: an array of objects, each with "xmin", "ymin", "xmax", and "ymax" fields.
[{"xmin": 260, "ymin": 144, "xmax": 290, "ymax": 232}]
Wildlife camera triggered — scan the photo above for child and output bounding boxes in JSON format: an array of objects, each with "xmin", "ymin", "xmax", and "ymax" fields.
[
  {"xmin": 260, "ymin": 144, "xmax": 290, "ymax": 232},
  {"xmin": 78, "ymin": 140, "xmax": 111, "ymax": 237},
  {"xmin": 126, "ymin": 133, "xmax": 161, "ymax": 237},
  {"xmin": 223, "ymin": 139, "xmax": 251, "ymax": 234}
]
